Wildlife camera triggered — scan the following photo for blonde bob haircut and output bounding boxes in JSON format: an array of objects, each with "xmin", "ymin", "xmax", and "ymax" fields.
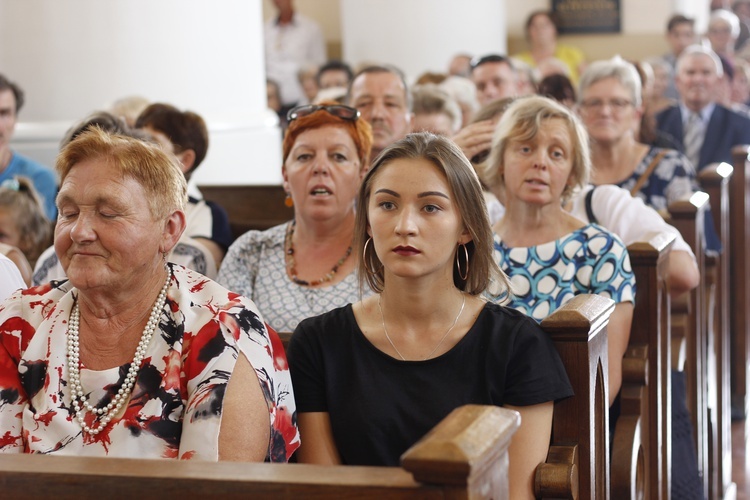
[
  {"xmin": 56, "ymin": 127, "xmax": 187, "ymax": 220},
  {"xmin": 482, "ymin": 95, "xmax": 590, "ymax": 203},
  {"xmin": 356, "ymin": 131, "xmax": 511, "ymax": 299}
]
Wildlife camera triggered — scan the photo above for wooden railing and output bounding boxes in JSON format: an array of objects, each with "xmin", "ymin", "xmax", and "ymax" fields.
[{"xmin": 0, "ymin": 404, "xmax": 519, "ymax": 499}]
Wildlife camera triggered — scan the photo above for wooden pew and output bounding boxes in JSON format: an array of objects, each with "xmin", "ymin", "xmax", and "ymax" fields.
[
  {"xmin": 537, "ymin": 294, "xmax": 613, "ymax": 499},
  {"xmin": 667, "ymin": 193, "xmax": 710, "ymax": 499},
  {"xmin": 612, "ymin": 233, "xmax": 674, "ymax": 499},
  {"xmin": 199, "ymin": 184, "xmax": 294, "ymax": 241},
  {"xmin": 698, "ymin": 163, "xmax": 736, "ymax": 499},
  {"xmin": 0, "ymin": 404, "xmax": 519, "ymax": 499},
  {"xmin": 730, "ymin": 146, "xmax": 750, "ymax": 437},
  {"xmin": 281, "ymin": 294, "xmax": 614, "ymax": 499},
  {"xmin": 0, "ymin": 296, "xmax": 613, "ymax": 499}
]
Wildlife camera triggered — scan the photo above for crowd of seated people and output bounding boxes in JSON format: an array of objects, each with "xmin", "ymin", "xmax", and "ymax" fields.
[{"xmin": 4, "ymin": 5, "xmax": 750, "ymax": 498}]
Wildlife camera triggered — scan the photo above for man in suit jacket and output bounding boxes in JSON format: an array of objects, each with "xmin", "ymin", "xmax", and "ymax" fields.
[{"xmin": 656, "ymin": 44, "xmax": 750, "ymax": 171}]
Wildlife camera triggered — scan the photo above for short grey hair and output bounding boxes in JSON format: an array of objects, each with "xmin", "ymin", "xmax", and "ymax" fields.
[
  {"xmin": 710, "ymin": 9, "xmax": 741, "ymax": 39},
  {"xmin": 578, "ymin": 55, "xmax": 642, "ymax": 107},
  {"xmin": 676, "ymin": 44, "xmax": 723, "ymax": 78},
  {"xmin": 411, "ymin": 84, "xmax": 463, "ymax": 134}
]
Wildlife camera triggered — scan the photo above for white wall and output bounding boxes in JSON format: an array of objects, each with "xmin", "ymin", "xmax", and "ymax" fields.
[
  {"xmin": 0, "ymin": 0, "xmax": 282, "ymax": 185},
  {"xmin": 340, "ymin": 0, "xmax": 506, "ymax": 81}
]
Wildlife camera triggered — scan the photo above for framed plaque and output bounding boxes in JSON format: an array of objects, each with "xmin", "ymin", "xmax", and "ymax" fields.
[{"xmin": 551, "ymin": 0, "xmax": 621, "ymax": 34}]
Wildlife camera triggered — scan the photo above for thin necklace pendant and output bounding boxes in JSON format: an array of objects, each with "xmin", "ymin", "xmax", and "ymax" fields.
[
  {"xmin": 378, "ymin": 293, "xmax": 467, "ymax": 361},
  {"xmin": 67, "ymin": 266, "xmax": 171, "ymax": 436}
]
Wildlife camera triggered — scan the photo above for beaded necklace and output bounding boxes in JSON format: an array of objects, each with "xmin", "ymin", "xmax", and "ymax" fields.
[
  {"xmin": 67, "ymin": 267, "xmax": 170, "ymax": 436},
  {"xmin": 285, "ymin": 221, "xmax": 353, "ymax": 287}
]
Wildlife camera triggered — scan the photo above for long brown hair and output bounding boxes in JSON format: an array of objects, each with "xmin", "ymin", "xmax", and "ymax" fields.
[{"xmin": 356, "ymin": 132, "xmax": 510, "ymax": 298}]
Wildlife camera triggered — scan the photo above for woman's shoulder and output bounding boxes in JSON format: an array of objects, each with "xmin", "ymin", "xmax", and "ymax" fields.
[
  {"xmin": 476, "ymin": 302, "xmax": 558, "ymax": 349},
  {"xmin": 479, "ymin": 301, "xmax": 540, "ymax": 329},
  {"xmin": 230, "ymin": 223, "xmax": 288, "ymax": 251},
  {"xmin": 580, "ymin": 223, "xmax": 627, "ymax": 245},
  {"xmin": 558, "ymin": 224, "xmax": 628, "ymax": 258},
  {"xmin": 287, "ymin": 304, "xmax": 356, "ymax": 355},
  {"xmin": 0, "ymin": 281, "xmax": 71, "ymax": 340},
  {"xmin": 646, "ymin": 146, "xmax": 694, "ymax": 172},
  {"xmin": 172, "ymin": 264, "xmax": 263, "ymax": 311},
  {"xmin": 295, "ymin": 303, "xmax": 356, "ymax": 334}
]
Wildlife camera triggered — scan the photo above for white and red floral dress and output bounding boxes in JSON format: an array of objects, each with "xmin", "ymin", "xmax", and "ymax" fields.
[{"xmin": 0, "ymin": 263, "xmax": 299, "ymax": 461}]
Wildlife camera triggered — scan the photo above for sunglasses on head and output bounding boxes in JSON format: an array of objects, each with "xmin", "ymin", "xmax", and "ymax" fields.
[{"xmin": 286, "ymin": 104, "xmax": 360, "ymax": 123}]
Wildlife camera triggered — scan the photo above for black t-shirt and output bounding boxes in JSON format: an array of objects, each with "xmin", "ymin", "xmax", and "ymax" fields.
[{"xmin": 287, "ymin": 301, "xmax": 573, "ymax": 466}]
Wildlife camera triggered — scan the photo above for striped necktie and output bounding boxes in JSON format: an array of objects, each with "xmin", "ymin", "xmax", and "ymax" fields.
[{"xmin": 683, "ymin": 112, "xmax": 704, "ymax": 169}]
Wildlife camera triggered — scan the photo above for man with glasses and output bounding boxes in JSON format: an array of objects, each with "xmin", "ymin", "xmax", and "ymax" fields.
[
  {"xmin": 347, "ymin": 65, "xmax": 413, "ymax": 161},
  {"xmin": 656, "ymin": 45, "xmax": 750, "ymax": 171},
  {"xmin": 470, "ymin": 55, "xmax": 519, "ymax": 106}
]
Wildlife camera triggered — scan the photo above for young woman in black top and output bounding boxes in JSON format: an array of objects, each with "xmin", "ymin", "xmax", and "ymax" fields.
[{"xmin": 288, "ymin": 132, "xmax": 573, "ymax": 499}]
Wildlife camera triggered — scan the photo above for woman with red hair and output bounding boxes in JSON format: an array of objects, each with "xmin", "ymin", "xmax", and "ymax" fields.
[{"xmin": 217, "ymin": 102, "xmax": 373, "ymax": 332}]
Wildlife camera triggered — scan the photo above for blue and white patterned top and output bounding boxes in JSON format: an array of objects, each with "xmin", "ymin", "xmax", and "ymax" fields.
[
  {"xmin": 493, "ymin": 224, "xmax": 635, "ymax": 321},
  {"xmin": 612, "ymin": 146, "xmax": 698, "ymax": 212}
]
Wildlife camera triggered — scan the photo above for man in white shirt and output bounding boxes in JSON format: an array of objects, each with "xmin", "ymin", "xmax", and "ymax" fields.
[
  {"xmin": 0, "ymin": 253, "xmax": 25, "ymax": 302},
  {"xmin": 264, "ymin": 0, "xmax": 326, "ymax": 107}
]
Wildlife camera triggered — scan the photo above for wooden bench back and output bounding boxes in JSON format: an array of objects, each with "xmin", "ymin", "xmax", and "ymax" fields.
[
  {"xmin": 198, "ymin": 184, "xmax": 293, "ymax": 241},
  {"xmin": 667, "ymin": 192, "xmax": 710, "ymax": 499},
  {"xmin": 697, "ymin": 162, "xmax": 735, "ymax": 498},
  {"xmin": 613, "ymin": 233, "xmax": 674, "ymax": 499},
  {"xmin": 0, "ymin": 404, "xmax": 519, "ymax": 499},
  {"xmin": 537, "ymin": 294, "xmax": 613, "ymax": 500},
  {"xmin": 730, "ymin": 146, "xmax": 750, "ymax": 432}
]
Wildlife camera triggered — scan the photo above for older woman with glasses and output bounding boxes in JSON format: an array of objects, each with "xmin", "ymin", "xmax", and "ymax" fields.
[
  {"xmin": 578, "ymin": 56, "xmax": 698, "ymax": 215},
  {"xmin": 217, "ymin": 102, "xmax": 373, "ymax": 333}
]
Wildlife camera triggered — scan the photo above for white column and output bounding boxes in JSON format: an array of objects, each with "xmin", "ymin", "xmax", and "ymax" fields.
[
  {"xmin": 340, "ymin": 0, "xmax": 507, "ymax": 82},
  {"xmin": 0, "ymin": 0, "xmax": 281, "ymax": 185}
]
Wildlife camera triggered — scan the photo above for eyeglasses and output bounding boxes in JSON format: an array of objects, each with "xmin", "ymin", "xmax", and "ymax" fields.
[
  {"xmin": 579, "ymin": 98, "xmax": 633, "ymax": 112},
  {"xmin": 470, "ymin": 54, "xmax": 510, "ymax": 71},
  {"xmin": 286, "ymin": 104, "xmax": 360, "ymax": 123}
]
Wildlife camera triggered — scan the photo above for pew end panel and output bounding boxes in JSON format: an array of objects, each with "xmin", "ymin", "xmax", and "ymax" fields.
[
  {"xmin": 537, "ymin": 294, "xmax": 614, "ymax": 500},
  {"xmin": 730, "ymin": 145, "xmax": 750, "ymax": 440},
  {"xmin": 668, "ymin": 193, "xmax": 710, "ymax": 499},
  {"xmin": 401, "ymin": 404, "xmax": 520, "ymax": 497},
  {"xmin": 698, "ymin": 162, "xmax": 736, "ymax": 499},
  {"xmin": 616, "ymin": 232, "xmax": 674, "ymax": 499}
]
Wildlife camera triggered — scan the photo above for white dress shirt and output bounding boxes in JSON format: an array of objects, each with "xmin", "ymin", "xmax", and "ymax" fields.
[{"xmin": 264, "ymin": 13, "xmax": 326, "ymax": 106}]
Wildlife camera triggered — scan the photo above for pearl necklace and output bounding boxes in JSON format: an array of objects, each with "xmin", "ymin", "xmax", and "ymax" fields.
[
  {"xmin": 66, "ymin": 269, "xmax": 170, "ymax": 436},
  {"xmin": 378, "ymin": 293, "xmax": 466, "ymax": 361}
]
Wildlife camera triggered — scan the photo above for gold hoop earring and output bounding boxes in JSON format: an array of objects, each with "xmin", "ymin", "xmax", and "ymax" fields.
[
  {"xmin": 456, "ymin": 243, "xmax": 469, "ymax": 281},
  {"xmin": 363, "ymin": 237, "xmax": 379, "ymax": 276}
]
